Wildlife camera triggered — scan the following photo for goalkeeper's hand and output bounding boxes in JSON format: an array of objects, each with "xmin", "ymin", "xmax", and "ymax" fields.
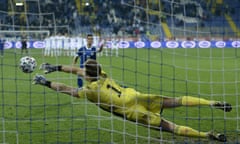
[{"xmin": 39, "ymin": 63, "xmax": 60, "ymax": 74}]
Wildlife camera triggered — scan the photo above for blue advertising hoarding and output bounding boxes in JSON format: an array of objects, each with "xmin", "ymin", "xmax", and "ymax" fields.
[{"xmin": 3, "ymin": 40, "xmax": 240, "ymax": 49}]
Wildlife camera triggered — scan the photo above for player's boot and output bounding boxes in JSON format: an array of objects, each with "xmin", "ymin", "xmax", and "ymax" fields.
[
  {"xmin": 39, "ymin": 63, "xmax": 61, "ymax": 74},
  {"xmin": 212, "ymin": 102, "xmax": 232, "ymax": 112},
  {"xmin": 207, "ymin": 131, "xmax": 227, "ymax": 142},
  {"xmin": 32, "ymin": 74, "xmax": 47, "ymax": 85}
]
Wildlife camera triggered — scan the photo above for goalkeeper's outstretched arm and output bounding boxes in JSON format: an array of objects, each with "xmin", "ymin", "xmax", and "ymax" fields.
[
  {"xmin": 50, "ymin": 81, "xmax": 80, "ymax": 98},
  {"xmin": 32, "ymin": 74, "xmax": 80, "ymax": 98},
  {"xmin": 40, "ymin": 63, "xmax": 84, "ymax": 76}
]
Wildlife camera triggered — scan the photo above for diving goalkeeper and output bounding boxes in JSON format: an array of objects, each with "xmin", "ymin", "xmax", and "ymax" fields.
[{"xmin": 33, "ymin": 59, "xmax": 232, "ymax": 142}]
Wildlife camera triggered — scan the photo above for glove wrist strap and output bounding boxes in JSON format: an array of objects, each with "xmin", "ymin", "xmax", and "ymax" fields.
[
  {"xmin": 56, "ymin": 65, "xmax": 62, "ymax": 71},
  {"xmin": 45, "ymin": 81, "xmax": 51, "ymax": 88}
]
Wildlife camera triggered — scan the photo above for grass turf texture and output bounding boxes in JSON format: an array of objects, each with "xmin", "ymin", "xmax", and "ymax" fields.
[{"xmin": 0, "ymin": 48, "xmax": 239, "ymax": 143}]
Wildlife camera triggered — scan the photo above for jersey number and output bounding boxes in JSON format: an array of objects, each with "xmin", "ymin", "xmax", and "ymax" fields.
[{"xmin": 107, "ymin": 84, "xmax": 121, "ymax": 97}]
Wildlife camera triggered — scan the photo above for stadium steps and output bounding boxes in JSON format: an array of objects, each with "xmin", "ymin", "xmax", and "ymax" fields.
[
  {"xmin": 75, "ymin": 0, "xmax": 94, "ymax": 14},
  {"xmin": 161, "ymin": 22, "xmax": 172, "ymax": 38},
  {"xmin": 224, "ymin": 14, "xmax": 240, "ymax": 36},
  {"xmin": 75, "ymin": 0, "xmax": 81, "ymax": 13},
  {"xmin": 8, "ymin": 0, "xmax": 27, "ymax": 25},
  {"xmin": 210, "ymin": 2, "xmax": 216, "ymax": 14},
  {"xmin": 210, "ymin": 0, "xmax": 223, "ymax": 14}
]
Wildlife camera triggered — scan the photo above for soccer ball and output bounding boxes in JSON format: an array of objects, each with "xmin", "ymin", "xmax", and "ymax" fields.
[{"xmin": 19, "ymin": 56, "xmax": 37, "ymax": 73}]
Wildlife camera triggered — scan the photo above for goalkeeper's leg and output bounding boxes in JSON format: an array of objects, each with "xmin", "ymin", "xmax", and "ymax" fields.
[
  {"xmin": 162, "ymin": 96, "xmax": 232, "ymax": 112},
  {"xmin": 160, "ymin": 119, "xmax": 227, "ymax": 142},
  {"xmin": 179, "ymin": 96, "xmax": 232, "ymax": 112}
]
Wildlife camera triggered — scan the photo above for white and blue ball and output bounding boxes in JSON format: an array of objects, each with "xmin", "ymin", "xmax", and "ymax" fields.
[{"xmin": 19, "ymin": 56, "xmax": 37, "ymax": 73}]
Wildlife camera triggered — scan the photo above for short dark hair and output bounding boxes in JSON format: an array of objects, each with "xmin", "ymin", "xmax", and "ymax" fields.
[
  {"xmin": 85, "ymin": 59, "xmax": 101, "ymax": 79},
  {"xmin": 87, "ymin": 34, "xmax": 93, "ymax": 38}
]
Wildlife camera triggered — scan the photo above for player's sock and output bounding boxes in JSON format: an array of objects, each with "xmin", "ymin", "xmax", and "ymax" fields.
[
  {"xmin": 180, "ymin": 96, "xmax": 215, "ymax": 106},
  {"xmin": 174, "ymin": 125, "xmax": 207, "ymax": 138}
]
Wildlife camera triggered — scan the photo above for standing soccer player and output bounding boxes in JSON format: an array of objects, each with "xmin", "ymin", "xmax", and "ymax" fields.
[
  {"xmin": 21, "ymin": 33, "xmax": 28, "ymax": 55},
  {"xmin": 0, "ymin": 37, "xmax": 5, "ymax": 57},
  {"xmin": 111, "ymin": 37, "xmax": 119, "ymax": 57},
  {"xmin": 73, "ymin": 34, "xmax": 103, "ymax": 87},
  {"xmin": 44, "ymin": 35, "xmax": 52, "ymax": 56}
]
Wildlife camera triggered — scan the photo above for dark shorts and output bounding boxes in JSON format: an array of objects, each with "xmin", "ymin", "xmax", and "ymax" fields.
[{"xmin": 22, "ymin": 41, "xmax": 27, "ymax": 49}]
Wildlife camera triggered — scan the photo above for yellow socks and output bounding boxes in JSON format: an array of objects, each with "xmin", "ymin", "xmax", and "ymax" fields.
[
  {"xmin": 174, "ymin": 125, "xmax": 207, "ymax": 138},
  {"xmin": 180, "ymin": 96, "xmax": 215, "ymax": 106}
]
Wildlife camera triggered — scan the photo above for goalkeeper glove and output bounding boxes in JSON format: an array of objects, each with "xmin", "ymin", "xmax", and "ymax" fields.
[
  {"xmin": 39, "ymin": 63, "xmax": 62, "ymax": 74},
  {"xmin": 33, "ymin": 74, "xmax": 51, "ymax": 87}
]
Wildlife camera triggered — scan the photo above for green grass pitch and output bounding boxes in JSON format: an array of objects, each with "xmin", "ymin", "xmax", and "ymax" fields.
[{"xmin": 0, "ymin": 48, "xmax": 239, "ymax": 143}]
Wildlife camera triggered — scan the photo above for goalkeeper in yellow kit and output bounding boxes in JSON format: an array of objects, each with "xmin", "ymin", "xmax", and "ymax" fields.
[{"xmin": 33, "ymin": 59, "xmax": 232, "ymax": 142}]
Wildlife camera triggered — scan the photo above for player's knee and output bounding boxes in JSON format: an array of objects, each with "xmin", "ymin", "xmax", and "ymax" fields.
[{"xmin": 140, "ymin": 114, "xmax": 161, "ymax": 127}]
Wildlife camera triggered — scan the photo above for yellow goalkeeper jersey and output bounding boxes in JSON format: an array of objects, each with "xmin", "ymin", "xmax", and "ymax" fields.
[{"xmin": 78, "ymin": 73, "xmax": 163, "ymax": 126}]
